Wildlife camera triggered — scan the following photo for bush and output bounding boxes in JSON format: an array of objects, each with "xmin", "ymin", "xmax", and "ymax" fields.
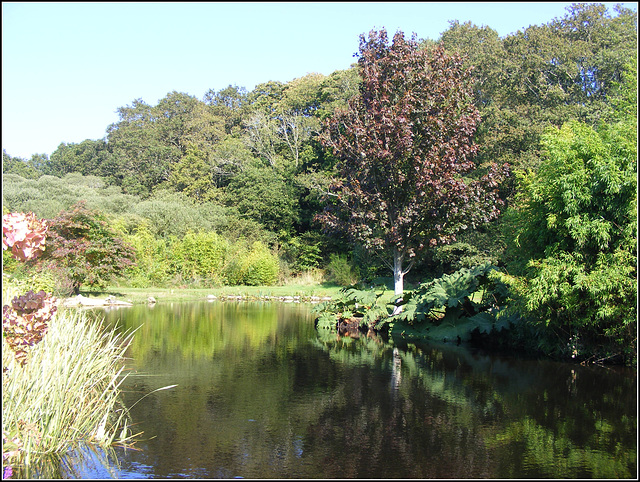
[
  {"xmin": 130, "ymin": 191, "xmax": 202, "ymax": 239},
  {"xmin": 325, "ymin": 253, "xmax": 358, "ymax": 286},
  {"xmin": 501, "ymin": 120, "xmax": 637, "ymax": 363},
  {"xmin": 33, "ymin": 201, "xmax": 136, "ymax": 294},
  {"xmin": 220, "ymin": 240, "xmax": 247, "ymax": 286},
  {"xmin": 1, "ymin": 173, "xmax": 139, "ymax": 220},
  {"xmin": 238, "ymin": 242, "xmax": 279, "ymax": 286},
  {"xmin": 222, "ymin": 166, "xmax": 300, "ymax": 234},
  {"xmin": 280, "ymin": 234, "xmax": 323, "ymax": 273},
  {"xmin": 3, "ymin": 265, "xmax": 73, "ymax": 298},
  {"xmin": 123, "ymin": 224, "xmax": 175, "ymax": 287},
  {"xmin": 173, "ymin": 231, "xmax": 229, "ymax": 285}
]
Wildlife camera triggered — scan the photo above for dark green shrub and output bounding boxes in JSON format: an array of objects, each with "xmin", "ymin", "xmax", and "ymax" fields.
[
  {"xmin": 500, "ymin": 120, "xmax": 637, "ymax": 363},
  {"xmin": 325, "ymin": 253, "xmax": 358, "ymax": 286},
  {"xmin": 281, "ymin": 234, "xmax": 323, "ymax": 273}
]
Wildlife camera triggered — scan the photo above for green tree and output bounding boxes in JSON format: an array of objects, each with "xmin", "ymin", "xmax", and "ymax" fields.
[
  {"xmin": 208, "ymin": 136, "xmax": 256, "ymax": 187},
  {"xmin": 246, "ymin": 80, "xmax": 285, "ymax": 114},
  {"xmin": 204, "ymin": 84, "xmax": 249, "ymax": 134},
  {"xmin": 155, "ymin": 91, "xmax": 209, "ymax": 153},
  {"xmin": 243, "ymin": 111, "xmax": 281, "ymax": 167},
  {"xmin": 319, "ymin": 29, "xmax": 506, "ymax": 297},
  {"xmin": 26, "ymin": 153, "xmax": 50, "ymax": 176},
  {"xmin": 440, "ymin": 3, "xmax": 637, "ymax": 174},
  {"xmin": 47, "ymin": 139, "xmax": 111, "ymax": 178},
  {"xmin": 277, "ymin": 73, "xmax": 325, "ymax": 115},
  {"xmin": 437, "ymin": 4, "xmax": 637, "ymax": 283},
  {"xmin": 223, "ymin": 165, "xmax": 300, "ymax": 235},
  {"xmin": 273, "ymin": 73, "xmax": 326, "ymax": 169},
  {"xmin": 106, "ymin": 98, "xmax": 170, "ymax": 196},
  {"xmin": 2, "ymin": 150, "xmax": 42, "ymax": 179},
  {"xmin": 106, "ymin": 92, "xmax": 216, "ymax": 196},
  {"xmin": 316, "ymin": 67, "xmax": 361, "ymax": 121},
  {"xmin": 32, "ymin": 201, "xmax": 136, "ymax": 294},
  {"xmin": 243, "ymin": 79, "xmax": 321, "ymax": 171},
  {"xmin": 166, "ymin": 146, "xmax": 217, "ymax": 201},
  {"xmin": 243, "ymin": 74, "xmax": 327, "ymax": 173},
  {"xmin": 608, "ymin": 57, "xmax": 638, "ymax": 122},
  {"xmin": 499, "ymin": 119, "xmax": 637, "ymax": 362}
]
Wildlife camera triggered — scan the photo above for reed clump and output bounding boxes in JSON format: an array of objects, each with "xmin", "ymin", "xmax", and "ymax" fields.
[{"xmin": 2, "ymin": 306, "xmax": 137, "ymax": 476}]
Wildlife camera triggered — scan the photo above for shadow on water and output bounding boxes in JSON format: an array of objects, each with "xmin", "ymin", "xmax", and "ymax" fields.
[{"xmin": 53, "ymin": 301, "xmax": 637, "ymax": 479}]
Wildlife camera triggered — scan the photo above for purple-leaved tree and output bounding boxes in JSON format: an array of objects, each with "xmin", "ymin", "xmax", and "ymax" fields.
[{"xmin": 318, "ymin": 29, "xmax": 508, "ymax": 301}]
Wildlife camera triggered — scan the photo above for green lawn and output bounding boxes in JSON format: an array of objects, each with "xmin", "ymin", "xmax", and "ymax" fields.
[{"xmin": 78, "ymin": 283, "xmax": 346, "ymax": 304}]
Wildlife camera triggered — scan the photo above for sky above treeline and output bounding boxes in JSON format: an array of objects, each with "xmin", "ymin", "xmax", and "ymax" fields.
[{"xmin": 2, "ymin": 2, "xmax": 636, "ymax": 160}]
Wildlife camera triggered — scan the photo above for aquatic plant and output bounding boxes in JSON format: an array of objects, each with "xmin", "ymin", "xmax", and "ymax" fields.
[
  {"xmin": 314, "ymin": 282, "xmax": 392, "ymax": 338},
  {"xmin": 2, "ymin": 309, "xmax": 137, "ymax": 476}
]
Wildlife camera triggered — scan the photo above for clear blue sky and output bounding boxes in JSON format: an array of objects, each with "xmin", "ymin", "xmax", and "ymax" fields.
[{"xmin": 2, "ymin": 2, "xmax": 635, "ymax": 159}]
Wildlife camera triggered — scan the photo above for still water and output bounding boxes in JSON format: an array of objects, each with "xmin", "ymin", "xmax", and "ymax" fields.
[{"xmin": 79, "ymin": 301, "xmax": 636, "ymax": 478}]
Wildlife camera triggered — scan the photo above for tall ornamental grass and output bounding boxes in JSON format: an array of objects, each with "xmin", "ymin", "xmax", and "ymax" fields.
[{"xmin": 2, "ymin": 306, "xmax": 137, "ymax": 474}]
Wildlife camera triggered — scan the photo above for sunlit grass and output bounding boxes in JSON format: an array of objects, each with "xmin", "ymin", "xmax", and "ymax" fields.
[
  {"xmin": 280, "ymin": 269, "xmax": 326, "ymax": 286},
  {"xmin": 86, "ymin": 282, "xmax": 345, "ymax": 305},
  {"xmin": 2, "ymin": 307, "xmax": 138, "ymax": 475}
]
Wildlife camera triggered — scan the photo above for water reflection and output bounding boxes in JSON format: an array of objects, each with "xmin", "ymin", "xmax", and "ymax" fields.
[
  {"xmin": 89, "ymin": 302, "xmax": 637, "ymax": 479},
  {"xmin": 9, "ymin": 444, "xmax": 124, "ymax": 479}
]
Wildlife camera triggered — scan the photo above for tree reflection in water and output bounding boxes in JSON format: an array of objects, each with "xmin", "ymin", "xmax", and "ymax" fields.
[{"xmin": 88, "ymin": 302, "xmax": 636, "ymax": 479}]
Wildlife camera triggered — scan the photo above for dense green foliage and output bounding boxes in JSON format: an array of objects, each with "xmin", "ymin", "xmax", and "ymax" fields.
[
  {"xmin": 315, "ymin": 263, "xmax": 513, "ymax": 343},
  {"xmin": 2, "ymin": 3, "xmax": 636, "ymax": 362},
  {"xmin": 440, "ymin": 3, "xmax": 637, "ymax": 173},
  {"xmin": 314, "ymin": 284, "xmax": 392, "ymax": 336},
  {"xmin": 390, "ymin": 264, "xmax": 511, "ymax": 341},
  {"xmin": 497, "ymin": 118, "xmax": 637, "ymax": 363}
]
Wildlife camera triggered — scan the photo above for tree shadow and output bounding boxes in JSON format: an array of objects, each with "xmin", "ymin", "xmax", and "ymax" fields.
[{"xmin": 79, "ymin": 288, "xmax": 126, "ymax": 298}]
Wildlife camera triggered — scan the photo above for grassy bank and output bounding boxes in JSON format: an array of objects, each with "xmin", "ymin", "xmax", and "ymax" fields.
[
  {"xmin": 2, "ymin": 308, "xmax": 136, "ymax": 478},
  {"xmin": 78, "ymin": 282, "xmax": 346, "ymax": 305}
]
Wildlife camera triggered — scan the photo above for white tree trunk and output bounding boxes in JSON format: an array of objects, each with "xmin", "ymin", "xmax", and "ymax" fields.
[
  {"xmin": 393, "ymin": 254, "xmax": 404, "ymax": 296},
  {"xmin": 392, "ymin": 249, "xmax": 404, "ymax": 314}
]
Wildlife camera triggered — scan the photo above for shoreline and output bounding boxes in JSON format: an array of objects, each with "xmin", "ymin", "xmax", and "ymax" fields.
[
  {"xmin": 63, "ymin": 284, "xmax": 342, "ymax": 306},
  {"xmin": 62, "ymin": 292, "xmax": 333, "ymax": 308}
]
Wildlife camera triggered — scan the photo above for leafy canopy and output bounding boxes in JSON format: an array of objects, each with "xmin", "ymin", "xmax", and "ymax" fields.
[
  {"xmin": 33, "ymin": 201, "xmax": 136, "ymax": 294},
  {"xmin": 499, "ymin": 117, "xmax": 637, "ymax": 361},
  {"xmin": 319, "ymin": 29, "xmax": 507, "ymax": 292}
]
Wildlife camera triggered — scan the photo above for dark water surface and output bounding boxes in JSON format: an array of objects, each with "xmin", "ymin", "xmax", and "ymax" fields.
[{"xmin": 83, "ymin": 301, "xmax": 636, "ymax": 479}]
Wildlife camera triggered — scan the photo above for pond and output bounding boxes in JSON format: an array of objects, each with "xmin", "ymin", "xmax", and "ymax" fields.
[{"xmin": 76, "ymin": 301, "xmax": 635, "ymax": 478}]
